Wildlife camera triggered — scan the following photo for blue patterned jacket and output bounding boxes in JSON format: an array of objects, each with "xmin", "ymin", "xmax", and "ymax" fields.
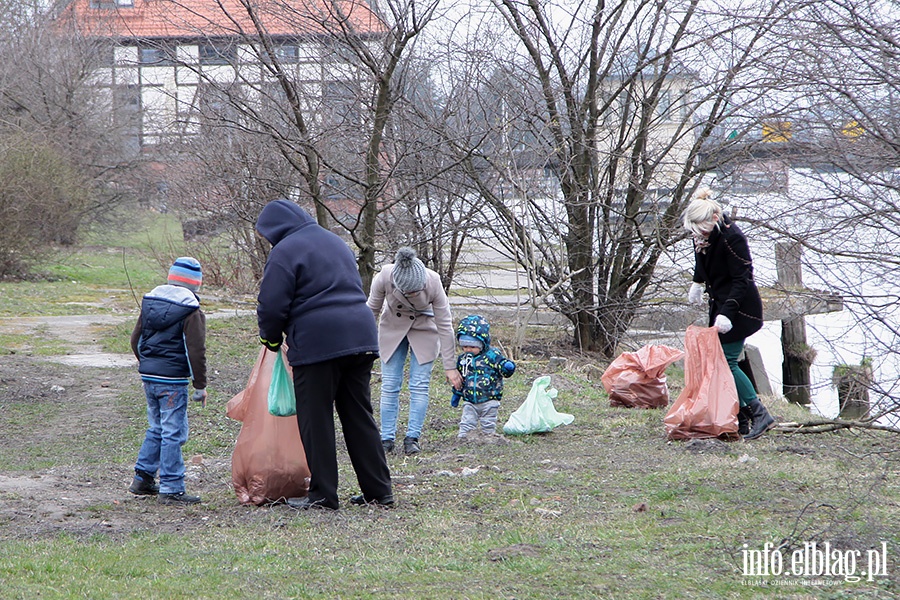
[{"xmin": 452, "ymin": 315, "xmax": 515, "ymax": 405}]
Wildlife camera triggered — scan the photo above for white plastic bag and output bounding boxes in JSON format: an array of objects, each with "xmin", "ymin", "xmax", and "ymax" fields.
[{"xmin": 503, "ymin": 375, "xmax": 574, "ymax": 435}]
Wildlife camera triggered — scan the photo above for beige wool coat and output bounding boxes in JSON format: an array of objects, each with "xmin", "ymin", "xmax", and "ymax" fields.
[{"xmin": 367, "ymin": 264, "xmax": 457, "ymax": 370}]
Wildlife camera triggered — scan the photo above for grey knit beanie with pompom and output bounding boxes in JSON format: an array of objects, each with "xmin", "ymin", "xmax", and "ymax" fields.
[{"xmin": 391, "ymin": 247, "xmax": 427, "ymax": 293}]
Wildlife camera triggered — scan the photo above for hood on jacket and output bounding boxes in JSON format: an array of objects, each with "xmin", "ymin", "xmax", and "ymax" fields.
[
  {"xmin": 255, "ymin": 199, "xmax": 316, "ymax": 247},
  {"xmin": 456, "ymin": 314, "xmax": 490, "ymax": 349},
  {"xmin": 142, "ymin": 284, "xmax": 199, "ymax": 330}
]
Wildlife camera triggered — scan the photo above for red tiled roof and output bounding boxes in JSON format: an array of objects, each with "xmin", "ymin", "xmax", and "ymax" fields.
[{"xmin": 63, "ymin": 0, "xmax": 384, "ymax": 40}]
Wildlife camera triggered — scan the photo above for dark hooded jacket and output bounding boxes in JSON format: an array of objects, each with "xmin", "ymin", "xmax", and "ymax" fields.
[
  {"xmin": 255, "ymin": 199, "xmax": 378, "ymax": 366},
  {"xmin": 454, "ymin": 315, "xmax": 515, "ymax": 404},
  {"xmin": 692, "ymin": 214, "xmax": 764, "ymax": 344},
  {"xmin": 131, "ymin": 284, "xmax": 207, "ymax": 388}
]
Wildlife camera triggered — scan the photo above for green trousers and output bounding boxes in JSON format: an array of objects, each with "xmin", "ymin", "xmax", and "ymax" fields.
[{"xmin": 720, "ymin": 340, "xmax": 758, "ymax": 408}]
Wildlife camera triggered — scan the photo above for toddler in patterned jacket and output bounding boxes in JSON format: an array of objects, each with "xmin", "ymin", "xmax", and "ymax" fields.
[{"xmin": 451, "ymin": 315, "xmax": 515, "ymax": 438}]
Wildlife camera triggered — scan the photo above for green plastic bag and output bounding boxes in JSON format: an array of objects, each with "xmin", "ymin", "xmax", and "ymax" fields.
[
  {"xmin": 268, "ymin": 350, "xmax": 297, "ymax": 417},
  {"xmin": 502, "ymin": 375, "xmax": 574, "ymax": 435}
]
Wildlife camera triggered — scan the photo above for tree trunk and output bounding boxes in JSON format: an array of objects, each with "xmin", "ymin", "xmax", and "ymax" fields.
[{"xmin": 777, "ymin": 241, "xmax": 812, "ymax": 404}]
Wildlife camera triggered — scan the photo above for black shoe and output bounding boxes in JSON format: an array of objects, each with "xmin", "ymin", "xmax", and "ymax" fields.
[
  {"xmin": 128, "ymin": 470, "xmax": 159, "ymax": 496},
  {"xmin": 403, "ymin": 437, "xmax": 420, "ymax": 455},
  {"xmin": 737, "ymin": 406, "xmax": 752, "ymax": 436},
  {"xmin": 158, "ymin": 491, "xmax": 201, "ymax": 505},
  {"xmin": 349, "ymin": 493, "xmax": 395, "ymax": 508},
  {"xmin": 286, "ymin": 496, "xmax": 338, "ymax": 510},
  {"xmin": 744, "ymin": 399, "xmax": 776, "ymax": 441},
  {"xmin": 382, "ymin": 439, "xmax": 395, "ymax": 454}
]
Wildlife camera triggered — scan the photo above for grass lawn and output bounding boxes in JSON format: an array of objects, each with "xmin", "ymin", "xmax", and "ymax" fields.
[{"xmin": 0, "ymin": 233, "xmax": 896, "ymax": 600}]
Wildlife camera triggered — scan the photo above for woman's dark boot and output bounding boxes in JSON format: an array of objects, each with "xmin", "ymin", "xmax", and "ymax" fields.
[
  {"xmin": 737, "ymin": 406, "xmax": 752, "ymax": 436},
  {"xmin": 744, "ymin": 399, "xmax": 775, "ymax": 440}
]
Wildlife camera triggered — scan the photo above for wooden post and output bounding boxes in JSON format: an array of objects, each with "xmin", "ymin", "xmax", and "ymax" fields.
[
  {"xmin": 833, "ymin": 361, "xmax": 872, "ymax": 420},
  {"xmin": 777, "ymin": 241, "xmax": 814, "ymax": 405}
]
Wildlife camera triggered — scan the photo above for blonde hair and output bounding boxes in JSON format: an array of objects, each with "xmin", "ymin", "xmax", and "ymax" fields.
[{"xmin": 682, "ymin": 187, "xmax": 723, "ymax": 236}]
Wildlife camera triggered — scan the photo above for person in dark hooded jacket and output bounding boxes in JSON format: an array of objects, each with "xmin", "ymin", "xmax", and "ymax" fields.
[
  {"xmin": 683, "ymin": 188, "xmax": 775, "ymax": 441},
  {"xmin": 255, "ymin": 199, "xmax": 393, "ymax": 510},
  {"xmin": 129, "ymin": 257, "xmax": 207, "ymax": 505}
]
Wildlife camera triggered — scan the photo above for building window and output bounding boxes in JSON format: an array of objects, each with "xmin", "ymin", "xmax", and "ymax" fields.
[
  {"xmin": 274, "ymin": 44, "xmax": 299, "ymax": 63},
  {"xmin": 323, "ymin": 81, "xmax": 361, "ymax": 127},
  {"xmin": 656, "ymin": 90, "xmax": 672, "ymax": 120},
  {"xmin": 199, "ymin": 42, "xmax": 236, "ymax": 66},
  {"xmin": 113, "ymin": 84, "xmax": 142, "ymax": 156},
  {"xmin": 196, "ymin": 83, "xmax": 244, "ymax": 139},
  {"xmin": 93, "ymin": 42, "xmax": 116, "ymax": 67},
  {"xmin": 261, "ymin": 44, "xmax": 299, "ymax": 65},
  {"xmin": 139, "ymin": 44, "xmax": 175, "ymax": 66}
]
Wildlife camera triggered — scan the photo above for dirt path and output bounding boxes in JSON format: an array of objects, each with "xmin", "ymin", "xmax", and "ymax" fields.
[
  {"xmin": 0, "ymin": 314, "xmax": 136, "ymax": 367},
  {"xmin": 0, "ymin": 312, "xmax": 241, "ymax": 539}
]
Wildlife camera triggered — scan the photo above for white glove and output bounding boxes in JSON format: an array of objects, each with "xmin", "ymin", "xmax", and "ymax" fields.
[
  {"xmin": 714, "ymin": 314, "xmax": 733, "ymax": 334},
  {"xmin": 687, "ymin": 282, "xmax": 704, "ymax": 305}
]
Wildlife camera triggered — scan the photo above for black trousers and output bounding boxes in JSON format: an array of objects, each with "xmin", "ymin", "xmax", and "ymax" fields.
[{"xmin": 292, "ymin": 352, "xmax": 392, "ymax": 508}]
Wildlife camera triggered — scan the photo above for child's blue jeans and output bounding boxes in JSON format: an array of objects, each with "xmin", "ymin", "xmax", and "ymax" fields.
[{"xmin": 134, "ymin": 381, "xmax": 189, "ymax": 494}]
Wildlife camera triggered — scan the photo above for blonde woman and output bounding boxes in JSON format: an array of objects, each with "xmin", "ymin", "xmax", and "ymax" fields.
[{"xmin": 683, "ymin": 188, "xmax": 775, "ymax": 440}]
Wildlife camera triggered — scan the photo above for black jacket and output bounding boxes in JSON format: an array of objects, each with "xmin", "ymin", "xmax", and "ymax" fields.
[
  {"xmin": 255, "ymin": 199, "xmax": 379, "ymax": 366},
  {"xmin": 692, "ymin": 215, "xmax": 763, "ymax": 344}
]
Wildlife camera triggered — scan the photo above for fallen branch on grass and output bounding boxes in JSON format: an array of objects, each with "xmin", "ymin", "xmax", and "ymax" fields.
[{"xmin": 775, "ymin": 419, "xmax": 900, "ymax": 434}]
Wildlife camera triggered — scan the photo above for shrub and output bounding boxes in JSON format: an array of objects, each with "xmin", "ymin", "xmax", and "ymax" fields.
[{"xmin": 0, "ymin": 134, "xmax": 91, "ymax": 277}]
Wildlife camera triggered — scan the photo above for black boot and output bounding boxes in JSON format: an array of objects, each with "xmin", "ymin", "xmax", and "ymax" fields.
[
  {"xmin": 403, "ymin": 437, "xmax": 420, "ymax": 455},
  {"xmin": 744, "ymin": 399, "xmax": 775, "ymax": 441},
  {"xmin": 158, "ymin": 491, "xmax": 201, "ymax": 505},
  {"xmin": 737, "ymin": 406, "xmax": 752, "ymax": 436},
  {"xmin": 128, "ymin": 469, "xmax": 159, "ymax": 495}
]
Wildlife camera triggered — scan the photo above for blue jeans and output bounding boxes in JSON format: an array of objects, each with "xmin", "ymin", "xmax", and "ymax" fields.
[
  {"xmin": 380, "ymin": 337, "xmax": 434, "ymax": 441},
  {"xmin": 134, "ymin": 381, "xmax": 189, "ymax": 494}
]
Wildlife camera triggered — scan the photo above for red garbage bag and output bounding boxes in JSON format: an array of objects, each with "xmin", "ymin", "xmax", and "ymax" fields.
[
  {"xmin": 664, "ymin": 326, "xmax": 740, "ymax": 441},
  {"xmin": 601, "ymin": 344, "xmax": 685, "ymax": 409},
  {"xmin": 226, "ymin": 347, "xmax": 310, "ymax": 505}
]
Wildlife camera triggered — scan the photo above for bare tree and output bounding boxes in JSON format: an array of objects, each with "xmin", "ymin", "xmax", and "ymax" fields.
[
  {"xmin": 736, "ymin": 0, "xmax": 900, "ymax": 423},
  {"xmin": 130, "ymin": 0, "xmax": 443, "ymax": 290},
  {"xmin": 0, "ymin": 1, "xmax": 134, "ymax": 276},
  {"xmin": 432, "ymin": 0, "xmax": 798, "ymax": 356}
]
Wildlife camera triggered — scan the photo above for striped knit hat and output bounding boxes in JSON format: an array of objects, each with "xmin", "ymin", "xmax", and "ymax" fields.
[
  {"xmin": 391, "ymin": 247, "xmax": 427, "ymax": 293},
  {"xmin": 168, "ymin": 257, "xmax": 203, "ymax": 292}
]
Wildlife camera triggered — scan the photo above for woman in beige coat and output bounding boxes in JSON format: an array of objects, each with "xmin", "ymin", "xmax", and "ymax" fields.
[{"xmin": 367, "ymin": 248, "xmax": 463, "ymax": 454}]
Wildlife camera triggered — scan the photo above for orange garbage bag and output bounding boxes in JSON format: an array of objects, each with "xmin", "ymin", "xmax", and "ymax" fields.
[
  {"xmin": 601, "ymin": 344, "xmax": 685, "ymax": 409},
  {"xmin": 226, "ymin": 347, "xmax": 310, "ymax": 505},
  {"xmin": 664, "ymin": 326, "xmax": 740, "ymax": 441}
]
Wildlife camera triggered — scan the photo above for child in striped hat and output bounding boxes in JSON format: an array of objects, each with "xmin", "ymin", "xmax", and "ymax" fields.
[
  {"xmin": 128, "ymin": 257, "xmax": 207, "ymax": 505},
  {"xmin": 167, "ymin": 256, "xmax": 203, "ymax": 292}
]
